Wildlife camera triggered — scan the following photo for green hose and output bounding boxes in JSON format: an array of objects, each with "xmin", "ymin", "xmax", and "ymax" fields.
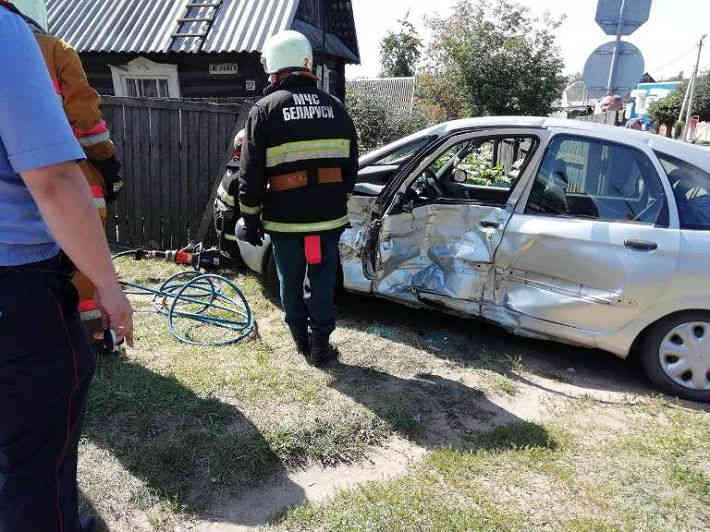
[{"xmin": 117, "ymin": 261, "xmax": 255, "ymax": 346}]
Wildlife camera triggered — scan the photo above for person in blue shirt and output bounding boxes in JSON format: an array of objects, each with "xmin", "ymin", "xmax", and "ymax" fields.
[{"xmin": 0, "ymin": 4, "xmax": 134, "ymax": 531}]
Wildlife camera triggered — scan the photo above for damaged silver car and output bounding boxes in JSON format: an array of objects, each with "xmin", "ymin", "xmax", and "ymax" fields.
[{"xmin": 239, "ymin": 117, "xmax": 710, "ymax": 401}]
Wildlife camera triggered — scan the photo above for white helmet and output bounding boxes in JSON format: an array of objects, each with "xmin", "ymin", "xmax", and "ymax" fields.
[
  {"xmin": 11, "ymin": 0, "xmax": 48, "ymax": 32},
  {"xmin": 261, "ymin": 31, "xmax": 313, "ymax": 74}
]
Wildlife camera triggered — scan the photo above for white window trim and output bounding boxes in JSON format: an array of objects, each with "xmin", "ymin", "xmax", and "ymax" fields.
[
  {"xmin": 110, "ymin": 57, "xmax": 181, "ymax": 98},
  {"xmin": 316, "ymin": 64, "xmax": 330, "ymax": 94}
]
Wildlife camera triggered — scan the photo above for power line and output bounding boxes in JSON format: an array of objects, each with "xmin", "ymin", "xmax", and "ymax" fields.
[{"xmin": 648, "ymin": 43, "xmax": 698, "ymax": 75}]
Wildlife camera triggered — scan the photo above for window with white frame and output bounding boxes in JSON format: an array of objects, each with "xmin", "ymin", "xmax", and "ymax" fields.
[{"xmin": 110, "ymin": 57, "xmax": 180, "ymax": 98}]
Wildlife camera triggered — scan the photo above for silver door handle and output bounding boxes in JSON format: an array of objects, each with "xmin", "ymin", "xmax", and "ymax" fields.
[
  {"xmin": 480, "ymin": 221, "xmax": 499, "ymax": 229},
  {"xmin": 624, "ymin": 239, "xmax": 658, "ymax": 251}
]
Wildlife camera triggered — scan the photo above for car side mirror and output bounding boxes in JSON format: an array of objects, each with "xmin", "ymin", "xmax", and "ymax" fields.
[{"xmin": 453, "ymin": 168, "xmax": 467, "ymax": 183}]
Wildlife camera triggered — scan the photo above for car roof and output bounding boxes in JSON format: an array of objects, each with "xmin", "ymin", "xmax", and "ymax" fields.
[{"xmin": 360, "ymin": 116, "xmax": 710, "ymax": 174}]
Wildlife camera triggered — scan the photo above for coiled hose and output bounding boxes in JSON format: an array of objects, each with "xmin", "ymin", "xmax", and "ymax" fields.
[{"xmin": 113, "ymin": 250, "xmax": 255, "ymax": 346}]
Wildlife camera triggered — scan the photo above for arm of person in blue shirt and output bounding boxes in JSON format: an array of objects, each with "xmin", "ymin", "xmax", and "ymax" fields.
[{"xmin": 0, "ymin": 12, "xmax": 133, "ymax": 345}]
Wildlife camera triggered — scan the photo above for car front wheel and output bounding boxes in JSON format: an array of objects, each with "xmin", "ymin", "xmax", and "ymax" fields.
[{"xmin": 641, "ymin": 311, "xmax": 710, "ymax": 402}]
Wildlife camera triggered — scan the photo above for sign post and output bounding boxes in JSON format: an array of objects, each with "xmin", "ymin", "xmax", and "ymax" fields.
[
  {"xmin": 586, "ymin": 0, "xmax": 652, "ymax": 97},
  {"xmin": 606, "ymin": 0, "xmax": 627, "ymax": 93}
]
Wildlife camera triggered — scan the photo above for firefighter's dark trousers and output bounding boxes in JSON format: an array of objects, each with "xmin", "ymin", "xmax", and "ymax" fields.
[
  {"xmin": 271, "ymin": 231, "xmax": 341, "ymax": 338},
  {"xmin": 0, "ymin": 255, "xmax": 95, "ymax": 532}
]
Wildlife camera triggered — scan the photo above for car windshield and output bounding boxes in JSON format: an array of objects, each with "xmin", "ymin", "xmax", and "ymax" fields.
[{"xmin": 373, "ymin": 137, "xmax": 433, "ymax": 166}]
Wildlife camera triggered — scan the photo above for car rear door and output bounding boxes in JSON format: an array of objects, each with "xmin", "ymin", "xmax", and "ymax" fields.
[
  {"xmin": 494, "ymin": 131, "xmax": 680, "ymax": 336},
  {"xmin": 362, "ymin": 128, "xmax": 545, "ymax": 314}
]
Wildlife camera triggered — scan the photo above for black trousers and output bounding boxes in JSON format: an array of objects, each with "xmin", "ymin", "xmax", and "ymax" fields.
[
  {"xmin": 0, "ymin": 255, "xmax": 95, "ymax": 532},
  {"xmin": 270, "ymin": 231, "xmax": 341, "ymax": 338}
]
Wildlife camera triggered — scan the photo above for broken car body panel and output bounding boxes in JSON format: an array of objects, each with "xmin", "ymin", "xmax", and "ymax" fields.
[{"xmin": 360, "ymin": 118, "xmax": 710, "ymax": 358}]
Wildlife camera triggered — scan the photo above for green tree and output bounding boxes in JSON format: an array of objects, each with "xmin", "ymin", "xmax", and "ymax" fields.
[
  {"xmin": 649, "ymin": 74, "xmax": 710, "ymax": 135},
  {"xmin": 649, "ymin": 85, "xmax": 686, "ymax": 136},
  {"xmin": 346, "ymin": 92, "xmax": 430, "ymax": 153},
  {"xmin": 379, "ymin": 15, "xmax": 422, "ymax": 78},
  {"xmin": 416, "ymin": 0, "xmax": 566, "ymax": 119}
]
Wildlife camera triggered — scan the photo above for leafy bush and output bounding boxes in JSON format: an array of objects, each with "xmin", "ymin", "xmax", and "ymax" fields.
[{"xmin": 346, "ymin": 92, "xmax": 431, "ymax": 154}]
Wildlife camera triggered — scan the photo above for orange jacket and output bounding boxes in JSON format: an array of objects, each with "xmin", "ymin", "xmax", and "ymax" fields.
[{"xmin": 35, "ymin": 34, "xmax": 114, "ymax": 200}]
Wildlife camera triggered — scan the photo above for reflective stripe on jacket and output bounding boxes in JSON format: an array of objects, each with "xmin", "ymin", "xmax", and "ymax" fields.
[
  {"xmin": 35, "ymin": 34, "xmax": 115, "ymax": 162},
  {"xmin": 239, "ymin": 74, "xmax": 359, "ymax": 235},
  {"xmin": 35, "ymin": 33, "xmax": 111, "ymax": 200}
]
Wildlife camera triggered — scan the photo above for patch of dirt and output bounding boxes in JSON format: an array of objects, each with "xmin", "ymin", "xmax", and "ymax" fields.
[{"xmin": 194, "ymin": 437, "xmax": 427, "ymax": 531}]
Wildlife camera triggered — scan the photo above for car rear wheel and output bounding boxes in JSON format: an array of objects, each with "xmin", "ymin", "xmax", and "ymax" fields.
[{"xmin": 640, "ymin": 311, "xmax": 710, "ymax": 402}]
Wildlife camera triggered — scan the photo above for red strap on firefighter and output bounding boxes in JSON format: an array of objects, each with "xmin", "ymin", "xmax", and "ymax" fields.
[
  {"xmin": 78, "ymin": 299, "xmax": 99, "ymax": 313},
  {"xmin": 304, "ymin": 235, "xmax": 322, "ymax": 265}
]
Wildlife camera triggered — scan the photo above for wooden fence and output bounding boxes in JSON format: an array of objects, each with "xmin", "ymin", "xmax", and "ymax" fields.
[{"xmin": 100, "ymin": 96, "xmax": 252, "ymax": 248}]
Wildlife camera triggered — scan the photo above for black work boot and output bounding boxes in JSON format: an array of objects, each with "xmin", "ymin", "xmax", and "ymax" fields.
[
  {"xmin": 309, "ymin": 334, "xmax": 338, "ymax": 366},
  {"xmin": 288, "ymin": 323, "xmax": 310, "ymax": 356}
]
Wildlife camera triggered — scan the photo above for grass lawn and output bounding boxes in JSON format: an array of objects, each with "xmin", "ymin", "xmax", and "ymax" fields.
[{"xmin": 78, "ymin": 258, "xmax": 710, "ymax": 531}]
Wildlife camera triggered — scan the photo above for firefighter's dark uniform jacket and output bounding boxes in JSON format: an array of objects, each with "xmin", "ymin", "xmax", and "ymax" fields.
[
  {"xmin": 239, "ymin": 74, "xmax": 358, "ymax": 234},
  {"xmin": 214, "ymin": 156, "xmax": 240, "ymax": 255}
]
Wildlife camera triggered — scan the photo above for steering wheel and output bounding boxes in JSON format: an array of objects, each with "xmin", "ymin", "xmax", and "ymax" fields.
[{"xmin": 422, "ymin": 168, "xmax": 443, "ymax": 196}]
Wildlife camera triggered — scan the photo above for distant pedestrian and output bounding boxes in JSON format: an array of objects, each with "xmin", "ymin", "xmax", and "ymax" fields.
[
  {"xmin": 0, "ymin": 3, "xmax": 133, "ymax": 531},
  {"xmin": 626, "ymin": 117, "xmax": 643, "ymax": 130}
]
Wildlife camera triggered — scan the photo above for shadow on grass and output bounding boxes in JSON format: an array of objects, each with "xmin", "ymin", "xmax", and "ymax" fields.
[
  {"xmin": 83, "ymin": 355, "xmax": 305, "ymax": 526},
  {"xmin": 324, "ymin": 361, "xmax": 553, "ymax": 450},
  {"xmin": 79, "ymin": 491, "xmax": 109, "ymax": 532},
  {"xmin": 335, "ymin": 293, "xmax": 654, "ymax": 402}
]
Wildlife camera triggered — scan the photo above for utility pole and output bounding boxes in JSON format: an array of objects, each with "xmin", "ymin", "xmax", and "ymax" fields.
[
  {"xmin": 606, "ymin": 0, "xmax": 627, "ymax": 93},
  {"xmin": 678, "ymin": 75, "xmax": 692, "ymax": 123},
  {"xmin": 683, "ymin": 34, "xmax": 707, "ymax": 141}
]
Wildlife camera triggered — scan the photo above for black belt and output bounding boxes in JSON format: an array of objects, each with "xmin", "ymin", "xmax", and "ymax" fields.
[{"xmin": 0, "ymin": 252, "xmax": 74, "ymax": 278}]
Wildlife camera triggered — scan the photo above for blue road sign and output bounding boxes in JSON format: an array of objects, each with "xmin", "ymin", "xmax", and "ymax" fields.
[
  {"xmin": 583, "ymin": 41, "xmax": 645, "ymax": 98},
  {"xmin": 596, "ymin": 0, "xmax": 652, "ymax": 36}
]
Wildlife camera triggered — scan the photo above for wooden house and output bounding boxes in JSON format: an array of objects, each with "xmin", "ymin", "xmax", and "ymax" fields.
[{"xmin": 46, "ymin": 0, "xmax": 360, "ymax": 101}]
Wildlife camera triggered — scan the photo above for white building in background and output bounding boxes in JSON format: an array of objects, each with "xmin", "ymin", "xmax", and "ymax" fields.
[{"xmin": 630, "ymin": 81, "xmax": 683, "ymax": 121}]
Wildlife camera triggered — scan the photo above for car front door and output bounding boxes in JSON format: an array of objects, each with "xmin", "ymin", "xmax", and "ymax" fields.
[
  {"xmin": 493, "ymin": 132, "xmax": 680, "ymax": 339},
  {"xmin": 363, "ymin": 129, "xmax": 544, "ymax": 315}
]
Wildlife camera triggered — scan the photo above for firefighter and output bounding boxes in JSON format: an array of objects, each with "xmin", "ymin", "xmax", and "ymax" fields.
[
  {"xmin": 0, "ymin": 3, "xmax": 133, "ymax": 530},
  {"xmin": 13, "ymin": 0, "xmax": 123, "ymax": 349},
  {"xmin": 214, "ymin": 129, "xmax": 245, "ymax": 260},
  {"xmin": 239, "ymin": 30, "xmax": 358, "ymax": 366}
]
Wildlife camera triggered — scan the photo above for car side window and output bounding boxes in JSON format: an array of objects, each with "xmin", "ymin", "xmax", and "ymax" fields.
[
  {"xmin": 408, "ymin": 135, "xmax": 537, "ymax": 204},
  {"xmin": 656, "ymin": 152, "xmax": 710, "ymax": 231},
  {"xmin": 527, "ymin": 135, "xmax": 668, "ymax": 226}
]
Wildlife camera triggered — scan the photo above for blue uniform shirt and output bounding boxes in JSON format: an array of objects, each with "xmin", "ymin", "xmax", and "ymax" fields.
[{"xmin": 0, "ymin": 9, "xmax": 85, "ymax": 265}]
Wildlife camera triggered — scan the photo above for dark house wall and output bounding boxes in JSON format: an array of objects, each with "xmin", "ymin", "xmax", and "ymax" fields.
[
  {"xmin": 80, "ymin": 52, "xmax": 268, "ymax": 98},
  {"xmin": 81, "ymin": 51, "xmax": 346, "ymax": 101},
  {"xmin": 313, "ymin": 52, "xmax": 346, "ymax": 102}
]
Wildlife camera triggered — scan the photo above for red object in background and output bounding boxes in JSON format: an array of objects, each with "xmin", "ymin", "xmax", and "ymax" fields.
[
  {"xmin": 691, "ymin": 115, "xmax": 700, "ymax": 129},
  {"xmin": 304, "ymin": 235, "xmax": 322, "ymax": 265}
]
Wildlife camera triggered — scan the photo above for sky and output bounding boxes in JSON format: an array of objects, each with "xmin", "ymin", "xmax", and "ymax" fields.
[{"xmin": 346, "ymin": 0, "xmax": 710, "ymax": 82}]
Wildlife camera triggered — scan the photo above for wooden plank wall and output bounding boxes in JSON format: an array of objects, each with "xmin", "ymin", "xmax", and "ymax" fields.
[{"xmin": 100, "ymin": 96, "xmax": 252, "ymax": 248}]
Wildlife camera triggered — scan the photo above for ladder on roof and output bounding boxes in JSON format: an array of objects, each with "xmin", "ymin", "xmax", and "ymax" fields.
[{"xmin": 171, "ymin": 0, "xmax": 223, "ymax": 51}]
